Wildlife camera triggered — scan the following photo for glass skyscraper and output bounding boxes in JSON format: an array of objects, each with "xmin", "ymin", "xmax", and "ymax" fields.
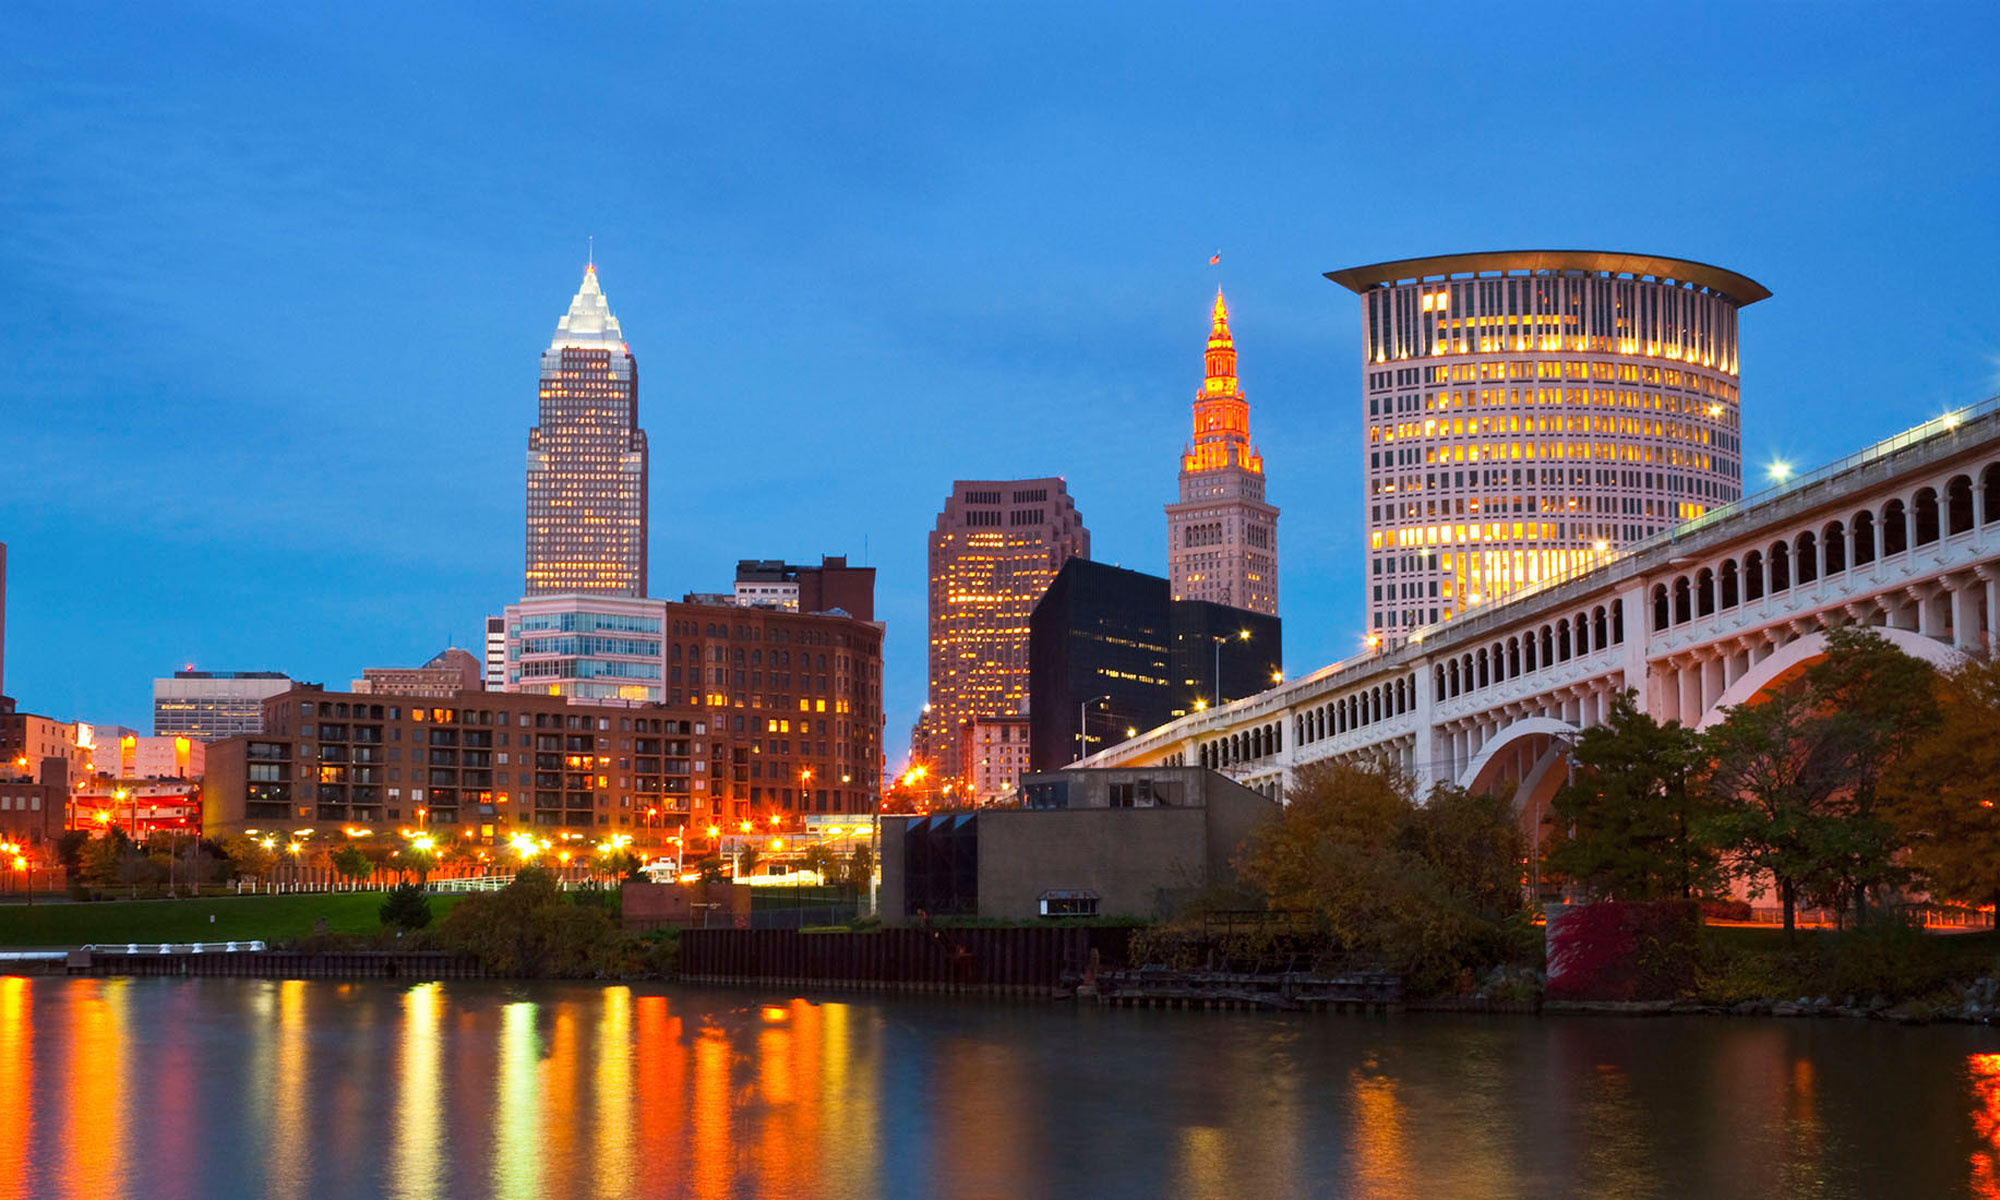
[{"xmin": 525, "ymin": 263, "xmax": 649, "ymax": 597}]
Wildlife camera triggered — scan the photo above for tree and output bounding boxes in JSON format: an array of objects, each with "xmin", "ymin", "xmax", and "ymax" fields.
[
  {"xmin": 1704, "ymin": 627, "xmax": 1938, "ymax": 933},
  {"xmin": 223, "ymin": 835, "xmax": 276, "ymax": 881},
  {"xmin": 1236, "ymin": 761, "xmax": 1524, "ymax": 989},
  {"xmin": 436, "ymin": 866, "xmax": 630, "ymax": 976},
  {"xmin": 1881, "ymin": 652, "xmax": 2000, "ymax": 912},
  {"xmin": 401, "ymin": 845, "xmax": 438, "ymax": 882},
  {"xmin": 1404, "ymin": 783, "xmax": 1526, "ymax": 925},
  {"xmin": 845, "ymin": 844, "xmax": 874, "ymax": 892},
  {"xmin": 379, "ymin": 882, "xmax": 433, "ymax": 930},
  {"xmin": 441, "ymin": 839, "xmax": 484, "ymax": 876},
  {"xmin": 80, "ymin": 829, "xmax": 134, "ymax": 887},
  {"xmin": 800, "ymin": 843, "xmax": 840, "ymax": 885},
  {"xmin": 54, "ymin": 830, "xmax": 90, "ymax": 881},
  {"xmin": 1547, "ymin": 691, "xmax": 1718, "ymax": 901},
  {"xmin": 331, "ymin": 844, "xmax": 373, "ymax": 883}
]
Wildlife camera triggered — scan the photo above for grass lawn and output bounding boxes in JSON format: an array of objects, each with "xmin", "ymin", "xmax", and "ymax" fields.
[{"xmin": 0, "ymin": 891, "xmax": 465, "ymax": 948}]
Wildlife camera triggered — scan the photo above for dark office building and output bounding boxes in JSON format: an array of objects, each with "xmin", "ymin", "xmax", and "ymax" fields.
[
  {"xmin": 1171, "ymin": 599, "xmax": 1283, "ymax": 711},
  {"xmin": 1028, "ymin": 560, "xmax": 1280, "ymax": 772}
]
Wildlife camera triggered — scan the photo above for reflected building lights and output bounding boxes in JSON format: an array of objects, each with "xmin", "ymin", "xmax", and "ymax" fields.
[
  {"xmin": 390, "ymin": 984, "xmax": 444, "ymax": 1200},
  {"xmin": 268, "ymin": 979, "xmax": 310, "ymax": 1200},
  {"xmin": 65, "ymin": 979, "xmax": 125, "ymax": 1200},
  {"xmin": 1970, "ymin": 1053, "xmax": 2000, "ymax": 1199},
  {"xmin": 493, "ymin": 1002, "xmax": 542, "ymax": 1200},
  {"xmin": 1347, "ymin": 1065, "xmax": 1416, "ymax": 1200},
  {"xmin": 594, "ymin": 987, "xmax": 635, "ymax": 1200},
  {"xmin": 0, "ymin": 978, "xmax": 30, "ymax": 1194}
]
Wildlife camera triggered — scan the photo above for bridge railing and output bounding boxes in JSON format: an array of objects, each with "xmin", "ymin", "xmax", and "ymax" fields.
[
  {"xmin": 1405, "ymin": 391, "xmax": 2000, "ymax": 647},
  {"xmin": 79, "ymin": 941, "xmax": 269, "ymax": 955}
]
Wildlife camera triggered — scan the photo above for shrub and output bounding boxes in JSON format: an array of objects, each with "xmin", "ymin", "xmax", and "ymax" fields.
[
  {"xmin": 1823, "ymin": 917, "xmax": 1951, "ymax": 998},
  {"xmin": 436, "ymin": 866, "xmax": 636, "ymax": 977},
  {"xmin": 379, "ymin": 883, "xmax": 433, "ymax": 930}
]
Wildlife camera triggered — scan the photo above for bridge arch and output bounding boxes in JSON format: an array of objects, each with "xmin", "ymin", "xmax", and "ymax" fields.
[
  {"xmin": 1457, "ymin": 716, "xmax": 1581, "ymax": 842},
  {"xmin": 1693, "ymin": 626, "xmax": 1961, "ymax": 730},
  {"xmin": 1458, "ymin": 716, "xmax": 1580, "ymax": 796}
]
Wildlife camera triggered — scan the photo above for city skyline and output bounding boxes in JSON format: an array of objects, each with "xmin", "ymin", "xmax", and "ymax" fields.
[{"xmin": 4, "ymin": 5, "xmax": 1998, "ymax": 756}]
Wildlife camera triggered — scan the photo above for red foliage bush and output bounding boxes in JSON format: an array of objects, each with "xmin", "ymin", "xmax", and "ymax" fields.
[{"xmin": 1545, "ymin": 900, "xmax": 1701, "ymax": 1001}]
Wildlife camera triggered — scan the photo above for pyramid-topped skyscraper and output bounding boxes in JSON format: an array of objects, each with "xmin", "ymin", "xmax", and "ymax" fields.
[{"xmin": 525, "ymin": 263, "xmax": 649, "ymax": 597}]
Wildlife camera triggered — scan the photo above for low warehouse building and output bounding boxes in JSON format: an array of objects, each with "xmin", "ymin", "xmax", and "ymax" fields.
[{"xmin": 880, "ymin": 767, "xmax": 1278, "ymax": 925}]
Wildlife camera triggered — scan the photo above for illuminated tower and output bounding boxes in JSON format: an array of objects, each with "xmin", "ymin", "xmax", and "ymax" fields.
[
  {"xmin": 525, "ymin": 263, "xmax": 649, "ymax": 597},
  {"xmin": 912, "ymin": 480, "xmax": 1090, "ymax": 782},
  {"xmin": 1326, "ymin": 250, "xmax": 1769, "ymax": 647},
  {"xmin": 1166, "ymin": 291, "xmax": 1279, "ymax": 615}
]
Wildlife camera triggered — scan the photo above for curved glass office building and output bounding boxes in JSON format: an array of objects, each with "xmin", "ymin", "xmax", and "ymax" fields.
[{"xmin": 1326, "ymin": 250, "xmax": 1769, "ymax": 645}]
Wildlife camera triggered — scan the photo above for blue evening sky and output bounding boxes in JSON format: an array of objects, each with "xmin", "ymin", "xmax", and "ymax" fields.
[{"xmin": 3, "ymin": 3, "xmax": 1997, "ymax": 757}]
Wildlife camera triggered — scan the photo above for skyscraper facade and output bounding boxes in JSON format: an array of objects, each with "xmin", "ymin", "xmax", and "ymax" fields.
[
  {"xmin": 1326, "ymin": 250, "xmax": 1768, "ymax": 646},
  {"xmin": 1166, "ymin": 292, "xmax": 1279, "ymax": 616},
  {"xmin": 914, "ymin": 479, "xmax": 1089, "ymax": 781},
  {"xmin": 525, "ymin": 263, "xmax": 649, "ymax": 597}
]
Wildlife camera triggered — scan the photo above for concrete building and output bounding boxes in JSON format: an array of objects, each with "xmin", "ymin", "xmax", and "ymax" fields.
[
  {"xmin": 1327, "ymin": 251, "xmax": 1769, "ymax": 646},
  {"xmin": 77, "ymin": 726, "xmax": 201, "ymax": 781},
  {"xmin": 525, "ymin": 262, "xmax": 649, "ymax": 598},
  {"xmin": 0, "ymin": 701, "xmax": 87, "ymax": 781},
  {"xmin": 152, "ymin": 671, "xmax": 293, "ymax": 740},
  {"xmin": 1028, "ymin": 559, "xmax": 1280, "ymax": 772},
  {"xmin": 0, "ymin": 757, "xmax": 68, "ymax": 851},
  {"xmin": 72, "ymin": 779, "xmax": 200, "ymax": 837},
  {"xmin": 913, "ymin": 479, "xmax": 1090, "ymax": 781},
  {"xmin": 1166, "ymin": 291, "xmax": 1279, "ymax": 616},
  {"xmin": 353, "ymin": 647, "xmax": 485, "ymax": 697},
  {"xmin": 731, "ymin": 556, "xmax": 877, "ymax": 621},
  {"xmin": 880, "ymin": 767, "xmax": 1277, "ymax": 924},
  {"xmin": 960, "ymin": 714, "xmax": 1030, "ymax": 805}
]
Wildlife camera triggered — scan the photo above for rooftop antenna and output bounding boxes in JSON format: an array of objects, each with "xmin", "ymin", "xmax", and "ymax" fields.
[{"xmin": 588, "ymin": 235, "xmax": 594, "ymax": 269}]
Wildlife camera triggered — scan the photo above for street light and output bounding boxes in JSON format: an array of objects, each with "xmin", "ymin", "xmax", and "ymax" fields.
[
  {"xmin": 1076, "ymin": 694, "xmax": 1110, "ymax": 763},
  {"xmin": 1212, "ymin": 629, "xmax": 1251, "ymax": 707}
]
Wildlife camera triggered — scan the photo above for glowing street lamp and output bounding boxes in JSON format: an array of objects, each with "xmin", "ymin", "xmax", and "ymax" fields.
[{"xmin": 1766, "ymin": 459, "xmax": 1794, "ymax": 484}]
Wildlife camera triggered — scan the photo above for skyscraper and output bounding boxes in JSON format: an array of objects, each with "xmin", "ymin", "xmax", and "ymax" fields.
[
  {"xmin": 914, "ymin": 479, "xmax": 1089, "ymax": 781},
  {"xmin": 525, "ymin": 263, "xmax": 649, "ymax": 597},
  {"xmin": 1166, "ymin": 292, "xmax": 1279, "ymax": 616},
  {"xmin": 1327, "ymin": 251, "xmax": 1767, "ymax": 646}
]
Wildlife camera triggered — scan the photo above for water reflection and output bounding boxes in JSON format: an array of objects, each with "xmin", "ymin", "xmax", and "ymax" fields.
[
  {"xmin": 0, "ymin": 978, "xmax": 30, "ymax": 1196},
  {"xmin": 493, "ymin": 1000, "xmax": 541, "ymax": 1200},
  {"xmin": 0, "ymin": 978, "xmax": 1991, "ymax": 1199},
  {"xmin": 391, "ymin": 983, "xmax": 444, "ymax": 1200},
  {"xmin": 1972, "ymin": 1053, "xmax": 2000, "ymax": 1199},
  {"xmin": 64, "ymin": 978, "xmax": 124, "ymax": 1200}
]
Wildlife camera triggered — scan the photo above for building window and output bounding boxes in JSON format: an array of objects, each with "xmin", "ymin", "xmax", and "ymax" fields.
[{"xmin": 1039, "ymin": 890, "xmax": 1100, "ymax": 918}]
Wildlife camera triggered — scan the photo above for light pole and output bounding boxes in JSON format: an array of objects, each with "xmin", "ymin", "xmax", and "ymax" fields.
[
  {"xmin": 1212, "ymin": 629, "xmax": 1251, "ymax": 708},
  {"xmin": 1076, "ymin": 694, "xmax": 1110, "ymax": 763}
]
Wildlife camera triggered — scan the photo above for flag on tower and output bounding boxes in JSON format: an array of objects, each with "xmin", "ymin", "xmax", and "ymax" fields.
[{"xmin": 1209, "ymin": 252, "xmax": 1221, "ymax": 265}]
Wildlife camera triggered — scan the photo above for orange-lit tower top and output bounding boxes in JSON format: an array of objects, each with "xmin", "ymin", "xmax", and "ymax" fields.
[
  {"xmin": 1166, "ymin": 290, "xmax": 1279, "ymax": 617},
  {"xmin": 1183, "ymin": 290, "xmax": 1264, "ymax": 475}
]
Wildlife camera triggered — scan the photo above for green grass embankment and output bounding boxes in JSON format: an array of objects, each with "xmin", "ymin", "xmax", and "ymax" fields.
[{"xmin": 0, "ymin": 891, "xmax": 465, "ymax": 948}]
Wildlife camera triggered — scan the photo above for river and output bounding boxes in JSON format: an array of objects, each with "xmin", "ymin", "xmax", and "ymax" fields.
[{"xmin": 0, "ymin": 976, "xmax": 1995, "ymax": 1198}]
